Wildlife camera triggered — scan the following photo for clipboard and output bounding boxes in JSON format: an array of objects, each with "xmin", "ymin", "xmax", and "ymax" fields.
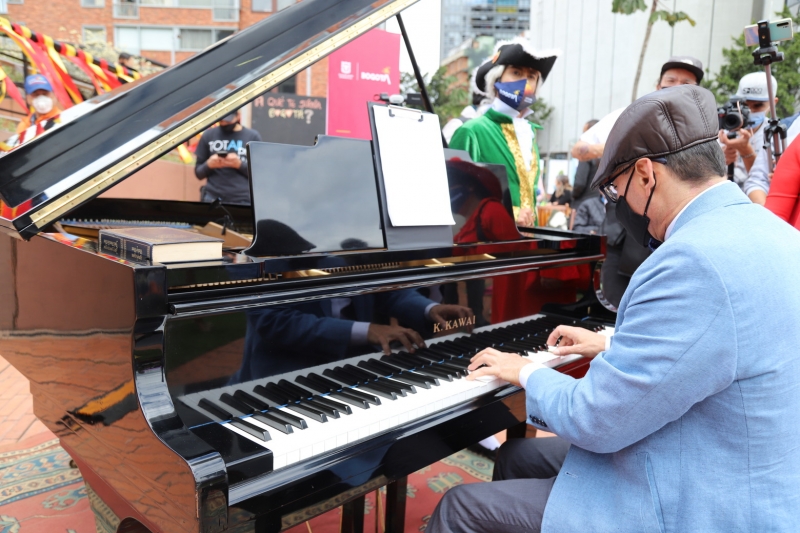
[{"xmin": 368, "ymin": 102, "xmax": 454, "ymax": 250}]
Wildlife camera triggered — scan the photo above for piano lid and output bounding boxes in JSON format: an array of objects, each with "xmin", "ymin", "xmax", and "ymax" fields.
[{"xmin": 0, "ymin": 0, "xmax": 419, "ymax": 240}]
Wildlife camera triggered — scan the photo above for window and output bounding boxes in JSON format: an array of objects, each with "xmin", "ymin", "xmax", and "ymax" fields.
[
  {"xmin": 7, "ymin": 0, "xmax": 22, "ymax": 4},
  {"xmin": 213, "ymin": 0, "xmax": 238, "ymax": 21},
  {"xmin": 81, "ymin": 0, "xmax": 105, "ymax": 6},
  {"xmin": 252, "ymin": 0, "xmax": 271, "ymax": 12},
  {"xmin": 276, "ymin": 0, "xmax": 293, "ymax": 11},
  {"xmin": 0, "ymin": 0, "xmax": 6, "ymax": 14},
  {"xmin": 114, "ymin": 0, "xmax": 139, "ymax": 19},
  {"xmin": 141, "ymin": 27, "xmax": 174, "ymax": 50},
  {"xmin": 178, "ymin": 28, "xmax": 212, "ymax": 50},
  {"xmin": 83, "ymin": 26, "xmax": 107, "ymax": 44}
]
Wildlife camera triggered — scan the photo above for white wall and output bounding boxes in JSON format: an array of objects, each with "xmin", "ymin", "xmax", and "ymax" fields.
[{"xmin": 529, "ymin": 0, "xmax": 774, "ymax": 154}]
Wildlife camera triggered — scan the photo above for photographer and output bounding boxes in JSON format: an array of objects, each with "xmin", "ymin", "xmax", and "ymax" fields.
[{"xmin": 717, "ymin": 72, "xmax": 777, "ymax": 205}]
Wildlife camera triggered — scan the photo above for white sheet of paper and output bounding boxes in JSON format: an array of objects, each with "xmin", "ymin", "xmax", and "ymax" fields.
[{"xmin": 373, "ymin": 106, "xmax": 455, "ymax": 227}]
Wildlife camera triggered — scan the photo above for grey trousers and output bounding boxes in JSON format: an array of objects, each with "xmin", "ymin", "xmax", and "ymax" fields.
[{"xmin": 426, "ymin": 437, "xmax": 570, "ymax": 533}]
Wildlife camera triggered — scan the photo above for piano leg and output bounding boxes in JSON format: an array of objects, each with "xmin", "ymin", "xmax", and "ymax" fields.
[
  {"xmin": 506, "ymin": 421, "xmax": 530, "ymax": 439},
  {"xmin": 384, "ymin": 476, "xmax": 407, "ymax": 533},
  {"xmin": 341, "ymin": 495, "xmax": 365, "ymax": 533}
]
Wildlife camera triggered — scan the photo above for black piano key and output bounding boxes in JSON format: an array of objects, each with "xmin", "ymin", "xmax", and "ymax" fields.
[
  {"xmin": 428, "ymin": 344, "xmax": 461, "ymax": 357},
  {"xmin": 253, "ymin": 385, "xmax": 290, "ymax": 406},
  {"xmin": 380, "ymin": 355, "xmax": 416, "ymax": 371},
  {"xmin": 366, "ymin": 378, "xmax": 407, "ymax": 397},
  {"xmin": 380, "ymin": 377, "xmax": 417, "ymax": 394},
  {"xmin": 395, "ymin": 352, "xmax": 433, "ymax": 368},
  {"xmin": 323, "ymin": 368, "xmax": 361, "ymax": 387},
  {"xmin": 220, "ymin": 393, "xmax": 255, "ymax": 415},
  {"xmin": 413, "ymin": 365, "xmax": 454, "ymax": 382},
  {"xmin": 356, "ymin": 383, "xmax": 398, "ymax": 400},
  {"xmin": 306, "ymin": 372, "xmax": 347, "ymax": 392},
  {"xmin": 383, "ymin": 371, "xmax": 434, "ymax": 389},
  {"xmin": 413, "ymin": 351, "xmax": 445, "ymax": 363},
  {"xmin": 266, "ymin": 382, "xmax": 296, "ymax": 403},
  {"xmin": 230, "ymin": 418, "xmax": 271, "ymax": 442},
  {"xmin": 251, "ymin": 412, "xmax": 293, "ymax": 434},
  {"xmin": 313, "ymin": 395, "xmax": 352, "ymax": 415},
  {"xmin": 286, "ymin": 402, "xmax": 328, "ymax": 423},
  {"xmin": 296, "ymin": 374, "xmax": 331, "ymax": 393},
  {"xmin": 358, "ymin": 359, "xmax": 395, "ymax": 377},
  {"xmin": 342, "ymin": 364, "xmax": 378, "ymax": 382},
  {"xmin": 301, "ymin": 398, "xmax": 339, "ymax": 419},
  {"xmin": 440, "ymin": 357, "xmax": 471, "ymax": 369},
  {"xmin": 278, "ymin": 379, "xmax": 315, "ymax": 401},
  {"xmin": 436, "ymin": 361, "xmax": 467, "ymax": 377},
  {"xmin": 451, "ymin": 337, "xmax": 486, "ymax": 350},
  {"xmin": 234, "ymin": 390, "xmax": 270, "ymax": 411},
  {"xmin": 199, "ymin": 398, "xmax": 232, "ymax": 420},
  {"xmin": 265, "ymin": 408, "xmax": 307, "ymax": 430},
  {"xmin": 329, "ymin": 390, "xmax": 374, "ymax": 408}
]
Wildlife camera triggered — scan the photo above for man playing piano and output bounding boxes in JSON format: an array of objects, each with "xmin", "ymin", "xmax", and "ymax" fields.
[{"xmin": 427, "ymin": 85, "xmax": 800, "ymax": 532}]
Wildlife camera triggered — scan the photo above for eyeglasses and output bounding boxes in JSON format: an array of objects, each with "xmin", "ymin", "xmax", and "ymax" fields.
[{"xmin": 599, "ymin": 158, "xmax": 667, "ymax": 203}]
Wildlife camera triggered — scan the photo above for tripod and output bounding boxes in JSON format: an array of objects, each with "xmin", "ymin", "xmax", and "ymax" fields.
[{"xmin": 752, "ymin": 19, "xmax": 788, "ymax": 171}]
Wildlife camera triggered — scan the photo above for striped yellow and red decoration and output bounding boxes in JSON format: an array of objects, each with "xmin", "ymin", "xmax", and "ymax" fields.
[{"xmin": 0, "ymin": 67, "xmax": 27, "ymax": 111}]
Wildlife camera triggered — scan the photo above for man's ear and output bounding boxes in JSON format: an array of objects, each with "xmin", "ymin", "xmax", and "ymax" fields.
[{"xmin": 633, "ymin": 158, "xmax": 655, "ymax": 190}]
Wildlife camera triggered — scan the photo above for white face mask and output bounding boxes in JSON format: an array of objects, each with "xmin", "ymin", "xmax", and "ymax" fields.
[{"xmin": 32, "ymin": 95, "xmax": 54, "ymax": 115}]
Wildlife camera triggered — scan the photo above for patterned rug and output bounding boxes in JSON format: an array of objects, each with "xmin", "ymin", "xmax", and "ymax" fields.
[
  {"xmin": 0, "ymin": 431, "xmax": 493, "ymax": 533},
  {"xmin": 0, "ymin": 433, "xmax": 96, "ymax": 533}
]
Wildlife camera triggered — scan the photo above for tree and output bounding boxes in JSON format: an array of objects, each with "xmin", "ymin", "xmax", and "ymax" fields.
[
  {"xmin": 612, "ymin": 0, "xmax": 696, "ymax": 102},
  {"xmin": 703, "ymin": 7, "xmax": 800, "ymax": 118},
  {"xmin": 401, "ymin": 67, "xmax": 469, "ymax": 125}
]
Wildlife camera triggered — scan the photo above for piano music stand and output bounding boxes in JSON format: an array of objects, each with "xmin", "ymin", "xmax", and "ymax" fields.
[{"xmin": 368, "ymin": 102, "xmax": 454, "ymax": 251}]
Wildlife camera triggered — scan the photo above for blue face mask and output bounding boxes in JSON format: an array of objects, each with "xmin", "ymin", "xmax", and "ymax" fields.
[
  {"xmin": 494, "ymin": 79, "xmax": 536, "ymax": 111},
  {"xmin": 749, "ymin": 111, "xmax": 766, "ymax": 128}
]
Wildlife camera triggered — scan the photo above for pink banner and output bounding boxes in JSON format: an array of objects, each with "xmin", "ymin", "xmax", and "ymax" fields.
[{"xmin": 327, "ymin": 29, "xmax": 401, "ymax": 140}]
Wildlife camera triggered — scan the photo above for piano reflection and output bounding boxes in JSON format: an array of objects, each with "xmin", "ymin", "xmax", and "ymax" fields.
[{"xmin": 0, "ymin": 2, "xmax": 609, "ymax": 533}]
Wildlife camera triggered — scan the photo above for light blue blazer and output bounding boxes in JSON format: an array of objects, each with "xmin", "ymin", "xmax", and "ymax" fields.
[{"xmin": 526, "ymin": 182, "xmax": 800, "ymax": 532}]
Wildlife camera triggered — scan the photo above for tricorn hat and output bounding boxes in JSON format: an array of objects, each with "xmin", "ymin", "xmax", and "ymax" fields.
[{"xmin": 472, "ymin": 38, "xmax": 560, "ymax": 96}]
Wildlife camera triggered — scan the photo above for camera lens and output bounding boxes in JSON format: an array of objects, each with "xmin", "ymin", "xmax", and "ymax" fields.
[{"xmin": 722, "ymin": 112, "xmax": 743, "ymax": 131}]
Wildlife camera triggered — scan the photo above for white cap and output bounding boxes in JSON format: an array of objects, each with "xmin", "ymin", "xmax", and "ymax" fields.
[{"xmin": 735, "ymin": 72, "xmax": 778, "ymax": 102}]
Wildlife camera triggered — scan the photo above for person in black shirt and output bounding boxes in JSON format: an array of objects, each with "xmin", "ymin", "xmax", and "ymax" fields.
[
  {"xmin": 549, "ymin": 173, "xmax": 572, "ymax": 205},
  {"xmin": 195, "ymin": 111, "xmax": 262, "ymax": 204}
]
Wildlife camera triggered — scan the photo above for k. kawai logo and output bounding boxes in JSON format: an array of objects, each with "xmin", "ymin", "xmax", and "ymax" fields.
[{"xmin": 432, "ymin": 315, "xmax": 476, "ymax": 333}]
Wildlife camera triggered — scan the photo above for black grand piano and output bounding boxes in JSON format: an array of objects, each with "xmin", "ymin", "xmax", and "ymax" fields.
[{"xmin": 0, "ymin": 2, "xmax": 608, "ymax": 532}]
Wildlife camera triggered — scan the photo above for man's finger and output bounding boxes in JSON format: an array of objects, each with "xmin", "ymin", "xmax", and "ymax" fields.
[
  {"xmin": 396, "ymin": 331, "xmax": 415, "ymax": 353},
  {"xmin": 546, "ymin": 326, "xmax": 565, "ymax": 346},
  {"xmin": 380, "ymin": 338, "xmax": 392, "ymax": 356},
  {"xmin": 408, "ymin": 329, "xmax": 426, "ymax": 350},
  {"xmin": 470, "ymin": 347, "xmax": 502, "ymax": 364},
  {"xmin": 466, "ymin": 365, "xmax": 497, "ymax": 381}
]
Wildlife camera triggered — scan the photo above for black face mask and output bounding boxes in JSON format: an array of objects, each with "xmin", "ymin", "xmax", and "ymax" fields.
[
  {"xmin": 220, "ymin": 121, "xmax": 238, "ymax": 133},
  {"xmin": 616, "ymin": 167, "xmax": 662, "ymax": 250}
]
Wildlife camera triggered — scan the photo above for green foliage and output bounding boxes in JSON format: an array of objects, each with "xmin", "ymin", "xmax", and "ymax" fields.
[
  {"xmin": 611, "ymin": 0, "xmax": 647, "ymax": 14},
  {"xmin": 531, "ymin": 98, "xmax": 554, "ymax": 124},
  {"xmin": 651, "ymin": 10, "xmax": 695, "ymax": 27},
  {"xmin": 401, "ymin": 67, "xmax": 469, "ymax": 125},
  {"xmin": 703, "ymin": 7, "xmax": 800, "ymax": 118}
]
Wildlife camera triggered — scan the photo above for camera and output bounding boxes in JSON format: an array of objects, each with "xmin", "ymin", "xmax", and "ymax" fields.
[
  {"xmin": 718, "ymin": 97, "xmax": 752, "ymax": 132},
  {"xmin": 376, "ymin": 92, "xmax": 424, "ymax": 107}
]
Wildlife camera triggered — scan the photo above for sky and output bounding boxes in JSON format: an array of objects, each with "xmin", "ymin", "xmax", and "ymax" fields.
[{"xmin": 384, "ymin": 0, "xmax": 442, "ymax": 79}]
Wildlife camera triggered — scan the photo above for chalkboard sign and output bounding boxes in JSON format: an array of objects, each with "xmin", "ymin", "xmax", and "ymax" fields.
[{"xmin": 251, "ymin": 93, "xmax": 327, "ymax": 146}]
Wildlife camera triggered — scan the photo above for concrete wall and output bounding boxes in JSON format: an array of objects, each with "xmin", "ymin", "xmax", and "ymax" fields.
[{"xmin": 530, "ymin": 0, "xmax": 786, "ymax": 155}]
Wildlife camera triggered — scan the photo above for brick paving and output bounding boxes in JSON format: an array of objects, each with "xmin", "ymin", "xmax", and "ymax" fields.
[{"xmin": 0, "ymin": 355, "xmax": 53, "ymax": 449}]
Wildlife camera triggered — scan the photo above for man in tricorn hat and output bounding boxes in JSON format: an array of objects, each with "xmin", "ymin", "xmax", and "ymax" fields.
[
  {"xmin": 427, "ymin": 85, "xmax": 800, "ymax": 532},
  {"xmin": 449, "ymin": 38, "xmax": 559, "ymax": 227}
]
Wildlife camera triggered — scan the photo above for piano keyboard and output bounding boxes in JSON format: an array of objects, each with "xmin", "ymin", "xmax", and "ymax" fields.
[{"xmin": 179, "ymin": 314, "xmax": 614, "ymax": 472}]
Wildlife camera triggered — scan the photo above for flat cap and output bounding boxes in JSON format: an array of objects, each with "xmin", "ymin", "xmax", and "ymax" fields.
[{"xmin": 592, "ymin": 85, "xmax": 719, "ymax": 189}]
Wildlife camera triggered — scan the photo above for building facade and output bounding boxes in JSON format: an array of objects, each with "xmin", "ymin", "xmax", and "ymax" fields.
[
  {"xmin": 1, "ymin": 0, "xmax": 327, "ymax": 97},
  {"xmin": 441, "ymin": 0, "xmax": 531, "ymax": 60},
  {"xmin": 529, "ymin": 0, "xmax": 789, "ymax": 155}
]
